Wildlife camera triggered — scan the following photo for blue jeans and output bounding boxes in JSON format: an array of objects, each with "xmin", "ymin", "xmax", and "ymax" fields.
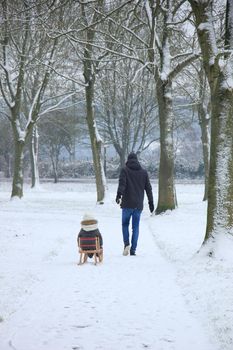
[{"xmin": 122, "ymin": 208, "xmax": 142, "ymax": 253}]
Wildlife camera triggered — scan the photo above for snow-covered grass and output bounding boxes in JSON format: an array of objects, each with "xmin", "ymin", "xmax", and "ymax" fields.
[{"xmin": 0, "ymin": 181, "xmax": 232, "ymax": 350}]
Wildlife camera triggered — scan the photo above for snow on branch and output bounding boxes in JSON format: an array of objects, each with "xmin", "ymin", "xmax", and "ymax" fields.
[
  {"xmin": 0, "ymin": 63, "xmax": 15, "ymax": 100},
  {"xmin": 171, "ymin": 51, "xmax": 197, "ymax": 61},
  {"xmin": 106, "ymin": 16, "xmax": 149, "ymax": 49},
  {"xmin": 144, "ymin": 0, "xmax": 153, "ymax": 30},
  {"xmin": 67, "ymin": 35, "xmax": 144, "ymax": 64},
  {"xmin": 35, "ymin": 59, "xmax": 87, "ymax": 87},
  {"xmin": 144, "ymin": 0, "xmax": 162, "ymax": 52},
  {"xmin": 169, "ymin": 53, "xmax": 199, "ymax": 81},
  {"xmin": 130, "ymin": 62, "xmax": 153, "ymax": 84},
  {"xmin": 25, "ymin": 85, "xmax": 43, "ymax": 130},
  {"xmin": 48, "ymin": 0, "xmax": 133, "ymax": 40},
  {"xmin": 78, "ymin": 0, "xmax": 98, "ymax": 4},
  {"xmin": 197, "ymin": 19, "xmax": 218, "ymax": 65},
  {"xmin": 93, "ymin": 119, "xmax": 103, "ymax": 144},
  {"xmin": 38, "ymin": 92, "xmax": 76, "ymax": 118},
  {"xmin": 0, "ymin": 79, "xmax": 15, "ymax": 109}
]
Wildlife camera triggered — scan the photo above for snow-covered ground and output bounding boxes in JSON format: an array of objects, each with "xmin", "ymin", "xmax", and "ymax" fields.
[{"xmin": 0, "ymin": 181, "xmax": 233, "ymax": 350}]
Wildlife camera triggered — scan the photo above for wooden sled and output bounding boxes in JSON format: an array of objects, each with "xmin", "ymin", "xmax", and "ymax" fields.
[{"xmin": 78, "ymin": 236, "xmax": 103, "ymax": 265}]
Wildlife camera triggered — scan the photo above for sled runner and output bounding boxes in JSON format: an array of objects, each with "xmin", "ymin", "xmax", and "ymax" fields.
[{"xmin": 78, "ymin": 236, "xmax": 103, "ymax": 265}]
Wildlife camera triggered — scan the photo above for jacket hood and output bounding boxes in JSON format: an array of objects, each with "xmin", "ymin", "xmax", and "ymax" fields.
[
  {"xmin": 127, "ymin": 152, "xmax": 138, "ymax": 161},
  {"xmin": 81, "ymin": 213, "xmax": 98, "ymax": 231},
  {"xmin": 126, "ymin": 157, "xmax": 141, "ymax": 171}
]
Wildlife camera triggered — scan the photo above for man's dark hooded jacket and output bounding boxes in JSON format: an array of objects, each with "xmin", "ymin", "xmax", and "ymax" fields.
[{"xmin": 117, "ymin": 153, "xmax": 153, "ymax": 211}]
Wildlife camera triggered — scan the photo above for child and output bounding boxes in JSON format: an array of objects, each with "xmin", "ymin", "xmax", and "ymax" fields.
[{"xmin": 77, "ymin": 213, "xmax": 103, "ymax": 260}]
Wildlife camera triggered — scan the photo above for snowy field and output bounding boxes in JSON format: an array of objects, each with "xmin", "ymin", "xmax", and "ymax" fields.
[{"xmin": 0, "ymin": 181, "xmax": 233, "ymax": 350}]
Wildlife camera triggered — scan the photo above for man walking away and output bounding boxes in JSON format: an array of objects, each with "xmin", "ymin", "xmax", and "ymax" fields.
[{"xmin": 116, "ymin": 152, "xmax": 154, "ymax": 256}]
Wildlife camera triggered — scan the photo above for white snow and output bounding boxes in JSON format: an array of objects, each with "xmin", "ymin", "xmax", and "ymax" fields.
[
  {"xmin": 160, "ymin": 41, "xmax": 171, "ymax": 82},
  {"xmin": 0, "ymin": 181, "xmax": 233, "ymax": 350},
  {"xmin": 93, "ymin": 120, "xmax": 103, "ymax": 144},
  {"xmin": 197, "ymin": 10, "xmax": 218, "ymax": 66},
  {"xmin": 144, "ymin": 0, "xmax": 153, "ymax": 30}
]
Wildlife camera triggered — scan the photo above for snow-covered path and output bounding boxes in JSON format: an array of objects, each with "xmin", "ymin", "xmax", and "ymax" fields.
[{"xmin": 0, "ymin": 183, "xmax": 218, "ymax": 350}]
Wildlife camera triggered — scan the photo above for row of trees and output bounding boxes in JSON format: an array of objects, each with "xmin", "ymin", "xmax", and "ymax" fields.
[{"xmin": 0, "ymin": 0, "xmax": 232, "ymax": 248}]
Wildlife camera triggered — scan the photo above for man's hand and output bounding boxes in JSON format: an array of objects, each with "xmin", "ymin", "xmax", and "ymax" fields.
[
  {"xmin": 116, "ymin": 193, "xmax": 122, "ymax": 205},
  {"xmin": 149, "ymin": 202, "xmax": 154, "ymax": 213}
]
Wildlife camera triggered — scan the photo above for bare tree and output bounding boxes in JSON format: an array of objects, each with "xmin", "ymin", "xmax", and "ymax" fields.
[
  {"xmin": 97, "ymin": 59, "xmax": 158, "ymax": 168},
  {"xmin": 81, "ymin": 1, "xmax": 107, "ymax": 203},
  {"xmin": 56, "ymin": 0, "xmax": 107, "ymax": 202},
  {"xmin": 93, "ymin": 0, "xmax": 199, "ymax": 211},
  {"xmin": 189, "ymin": 0, "xmax": 233, "ymax": 247},
  {"xmin": 104, "ymin": 0, "xmax": 198, "ymax": 212},
  {"xmin": 0, "ymin": 0, "xmax": 61, "ymax": 197},
  {"xmin": 39, "ymin": 111, "xmax": 77, "ymax": 183}
]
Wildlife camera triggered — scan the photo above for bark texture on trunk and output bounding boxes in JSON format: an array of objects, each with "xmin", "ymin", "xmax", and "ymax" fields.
[
  {"xmin": 30, "ymin": 125, "xmax": 40, "ymax": 188},
  {"xmin": 119, "ymin": 152, "xmax": 126, "ymax": 169},
  {"xmin": 189, "ymin": 0, "xmax": 233, "ymax": 242},
  {"xmin": 146, "ymin": 0, "xmax": 178, "ymax": 214},
  {"xmin": 51, "ymin": 157, "xmax": 58, "ymax": 183},
  {"xmin": 199, "ymin": 112, "xmax": 210, "ymax": 202},
  {"xmin": 85, "ymin": 80, "xmax": 106, "ymax": 203},
  {"xmin": 11, "ymin": 139, "xmax": 24, "ymax": 198},
  {"xmin": 198, "ymin": 84, "xmax": 210, "ymax": 201},
  {"xmin": 205, "ymin": 69, "xmax": 233, "ymax": 239},
  {"xmin": 156, "ymin": 78, "xmax": 176, "ymax": 213},
  {"xmin": 11, "ymin": 120, "xmax": 34, "ymax": 198}
]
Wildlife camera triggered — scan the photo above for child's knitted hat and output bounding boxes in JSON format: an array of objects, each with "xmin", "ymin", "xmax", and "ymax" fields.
[{"xmin": 81, "ymin": 213, "xmax": 98, "ymax": 231}]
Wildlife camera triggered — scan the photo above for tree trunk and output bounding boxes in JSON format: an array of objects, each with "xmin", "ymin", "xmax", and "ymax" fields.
[
  {"xmin": 30, "ymin": 125, "xmax": 40, "ymax": 188},
  {"xmin": 11, "ymin": 139, "xmax": 24, "ymax": 198},
  {"xmin": 199, "ymin": 111, "xmax": 210, "ymax": 202},
  {"xmin": 85, "ymin": 77, "xmax": 106, "ymax": 203},
  {"xmin": 189, "ymin": 0, "xmax": 233, "ymax": 243},
  {"xmin": 81, "ymin": 0, "xmax": 106, "ymax": 204},
  {"xmin": 198, "ymin": 102, "xmax": 210, "ymax": 201},
  {"xmin": 156, "ymin": 78, "xmax": 176, "ymax": 214},
  {"xmin": 119, "ymin": 151, "xmax": 126, "ymax": 169},
  {"xmin": 197, "ymin": 68, "xmax": 210, "ymax": 201},
  {"xmin": 51, "ymin": 157, "xmax": 58, "ymax": 184},
  {"xmin": 205, "ymin": 69, "xmax": 233, "ymax": 239}
]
